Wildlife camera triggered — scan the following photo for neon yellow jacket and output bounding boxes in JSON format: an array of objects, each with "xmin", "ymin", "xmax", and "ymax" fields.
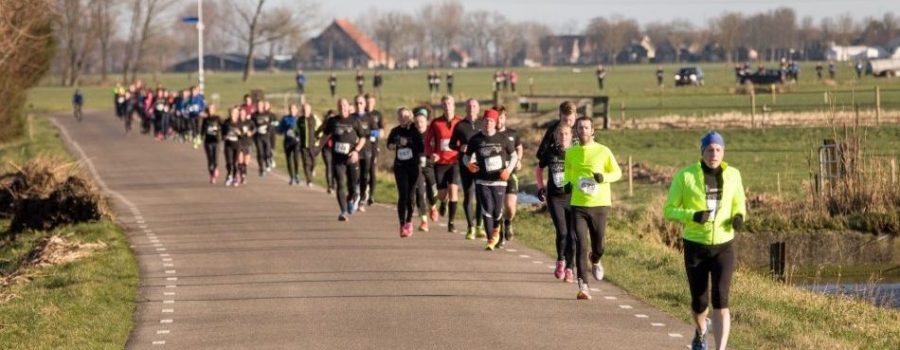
[
  {"xmin": 664, "ymin": 161, "xmax": 747, "ymax": 245},
  {"xmin": 564, "ymin": 142, "xmax": 622, "ymax": 207}
]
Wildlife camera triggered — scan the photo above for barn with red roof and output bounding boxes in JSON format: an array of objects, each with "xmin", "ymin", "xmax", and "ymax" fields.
[{"xmin": 303, "ymin": 19, "xmax": 394, "ymax": 69}]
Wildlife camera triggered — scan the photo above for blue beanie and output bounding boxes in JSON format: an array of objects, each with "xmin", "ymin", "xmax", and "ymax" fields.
[{"xmin": 700, "ymin": 131, "xmax": 725, "ymax": 153}]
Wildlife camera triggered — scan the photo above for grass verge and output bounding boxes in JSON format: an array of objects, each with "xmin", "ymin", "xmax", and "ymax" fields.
[{"xmin": 0, "ymin": 115, "xmax": 138, "ymax": 350}]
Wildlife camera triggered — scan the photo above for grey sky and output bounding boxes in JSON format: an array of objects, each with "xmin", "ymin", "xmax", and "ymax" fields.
[{"xmin": 317, "ymin": 0, "xmax": 892, "ymax": 33}]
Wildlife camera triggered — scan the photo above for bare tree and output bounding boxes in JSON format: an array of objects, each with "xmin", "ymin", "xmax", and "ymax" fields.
[
  {"xmin": 372, "ymin": 11, "xmax": 413, "ymax": 66},
  {"xmin": 228, "ymin": 0, "xmax": 316, "ymax": 81},
  {"xmin": 711, "ymin": 12, "xmax": 744, "ymax": 63},
  {"xmin": 121, "ymin": 0, "xmax": 176, "ymax": 83},
  {"xmin": 92, "ymin": 0, "xmax": 116, "ymax": 84},
  {"xmin": 585, "ymin": 15, "xmax": 639, "ymax": 65},
  {"xmin": 56, "ymin": 0, "xmax": 98, "ymax": 86},
  {"xmin": 464, "ymin": 10, "xmax": 495, "ymax": 65}
]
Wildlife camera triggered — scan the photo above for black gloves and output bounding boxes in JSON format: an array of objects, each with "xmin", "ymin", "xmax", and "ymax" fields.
[
  {"xmin": 563, "ymin": 183, "xmax": 572, "ymax": 194},
  {"xmin": 537, "ymin": 187, "xmax": 547, "ymax": 202},
  {"xmin": 593, "ymin": 172, "xmax": 604, "ymax": 183},
  {"xmin": 731, "ymin": 214, "xmax": 744, "ymax": 231},
  {"xmin": 692, "ymin": 210, "xmax": 712, "ymax": 224}
]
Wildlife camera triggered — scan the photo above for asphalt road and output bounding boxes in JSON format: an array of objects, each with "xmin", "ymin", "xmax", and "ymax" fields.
[{"xmin": 53, "ymin": 111, "xmax": 693, "ymax": 349}]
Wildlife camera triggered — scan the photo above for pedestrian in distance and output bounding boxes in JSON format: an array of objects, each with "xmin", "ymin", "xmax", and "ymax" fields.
[{"xmin": 664, "ymin": 131, "xmax": 746, "ymax": 350}]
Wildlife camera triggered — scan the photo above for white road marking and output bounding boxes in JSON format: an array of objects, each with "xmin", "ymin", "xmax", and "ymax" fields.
[
  {"xmin": 159, "ymin": 253, "xmax": 170, "ymax": 257},
  {"xmin": 153, "ymin": 243, "xmax": 162, "ymax": 247},
  {"xmin": 635, "ymin": 314, "xmax": 649, "ymax": 318},
  {"xmin": 518, "ymin": 254, "xmax": 530, "ymax": 258},
  {"xmin": 532, "ymin": 261, "xmax": 542, "ymax": 264},
  {"xmin": 152, "ymin": 340, "xmax": 165, "ymax": 345},
  {"xmin": 162, "ymin": 258, "xmax": 172, "ymax": 262},
  {"xmin": 162, "ymin": 309, "xmax": 174, "ymax": 313},
  {"xmin": 163, "ymin": 263, "xmax": 174, "ymax": 267},
  {"xmin": 165, "ymin": 270, "xmax": 176, "ymax": 274},
  {"xmin": 619, "ymin": 305, "xmax": 633, "ymax": 309},
  {"xmin": 546, "ymin": 265, "xmax": 555, "ymax": 269},
  {"xmin": 651, "ymin": 323, "xmax": 665, "ymax": 327},
  {"xmin": 165, "ymin": 285, "xmax": 176, "ymax": 289},
  {"xmin": 604, "ymin": 296, "xmax": 617, "ymax": 300},
  {"xmin": 163, "ymin": 300, "xmax": 174, "ymax": 304},
  {"xmin": 139, "ymin": 224, "xmax": 148, "ymax": 229},
  {"xmin": 156, "ymin": 248, "xmax": 167, "ymax": 251},
  {"xmin": 668, "ymin": 333, "xmax": 683, "ymax": 338},
  {"xmin": 160, "ymin": 319, "xmax": 173, "ymax": 324},
  {"xmin": 506, "ymin": 249, "xmax": 518, "ymax": 252},
  {"xmin": 166, "ymin": 277, "xmax": 177, "ymax": 281},
  {"xmin": 164, "ymin": 292, "xmax": 175, "ymax": 296},
  {"xmin": 156, "ymin": 330, "xmax": 170, "ymax": 335}
]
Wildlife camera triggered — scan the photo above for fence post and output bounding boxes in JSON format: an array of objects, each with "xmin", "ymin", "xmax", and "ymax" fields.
[
  {"xmin": 620, "ymin": 101, "xmax": 626, "ymax": 125},
  {"xmin": 628, "ymin": 156, "xmax": 633, "ymax": 197},
  {"xmin": 770, "ymin": 241, "xmax": 786, "ymax": 282},
  {"xmin": 875, "ymin": 86, "xmax": 881, "ymax": 125}
]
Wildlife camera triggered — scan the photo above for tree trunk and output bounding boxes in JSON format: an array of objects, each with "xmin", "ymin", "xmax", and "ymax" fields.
[
  {"xmin": 130, "ymin": 0, "xmax": 160, "ymax": 83},
  {"xmin": 241, "ymin": 0, "xmax": 266, "ymax": 82}
]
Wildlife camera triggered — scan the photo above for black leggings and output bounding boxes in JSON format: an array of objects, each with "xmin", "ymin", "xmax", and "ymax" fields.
[
  {"xmin": 476, "ymin": 184, "xmax": 505, "ymax": 238},
  {"xmin": 461, "ymin": 168, "xmax": 482, "ymax": 229},
  {"xmin": 190, "ymin": 117, "xmax": 201, "ymax": 138},
  {"xmin": 300, "ymin": 147, "xmax": 315, "ymax": 183},
  {"xmin": 548, "ymin": 194, "xmax": 575, "ymax": 268},
  {"xmin": 368, "ymin": 150, "xmax": 379, "ymax": 202},
  {"xmin": 394, "ymin": 164, "xmax": 420, "ymax": 225},
  {"xmin": 284, "ymin": 142, "xmax": 299, "ymax": 179},
  {"xmin": 684, "ymin": 239, "xmax": 736, "ymax": 313},
  {"xmin": 572, "ymin": 206, "xmax": 609, "ymax": 282},
  {"xmin": 414, "ymin": 166, "xmax": 436, "ymax": 216},
  {"xmin": 204, "ymin": 142, "xmax": 218, "ymax": 176},
  {"xmin": 224, "ymin": 141, "xmax": 239, "ymax": 179},
  {"xmin": 332, "ymin": 157, "xmax": 359, "ymax": 213},
  {"xmin": 359, "ymin": 155, "xmax": 373, "ymax": 202},
  {"xmin": 322, "ymin": 147, "xmax": 334, "ymax": 190},
  {"xmin": 255, "ymin": 135, "xmax": 272, "ymax": 171}
]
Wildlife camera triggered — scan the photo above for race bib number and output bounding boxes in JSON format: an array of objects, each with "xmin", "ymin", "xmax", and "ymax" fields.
[
  {"xmin": 206, "ymin": 126, "xmax": 218, "ymax": 135},
  {"xmin": 485, "ymin": 155, "xmax": 503, "ymax": 172},
  {"xmin": 578, "ymin": 178, "xmax": 597, "ymax": 195},
  {"xmin": 257, "ymin": 125, "xmax": 268, "ymax": 134},
  {"xmin": 225, "ymin": 135, "xmax": 238, "ymax": 142},
  {"xmin": 334, "ymin": 142, "xmax": 351, "ymax": 155},
  {"xmin": 397, "ymin": 148, "xmax": 413, "ymax": 161},
  {"xmin": 369, "ymin": 136, "xmax": 377, "ymax": 142},
  {"xmin": 286, "ymin": 129, "xmax": 296, "ymax": 138},
  {"xmin": 189, "ymin": 105, "xmax": 200, "ymax": 112},
  {"xmin": 117, "ymin": 97, "xmax": 125, "ymax": 103},
  {"xmin": 419, "ymin": 156, "xmax": 427, "ymax": 168},
  {"xmin": 552, "ymin": 171, "xmax": 565, "ymax": 187},
  {"xmin": 440, "ymin": 139, "xmax": 451, "ymax": 152},
  {"xmin": 155, "ymin": 104, "xmax": 165, "ymax": 111}
]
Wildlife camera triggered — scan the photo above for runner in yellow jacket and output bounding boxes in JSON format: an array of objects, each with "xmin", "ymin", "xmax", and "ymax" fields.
[
  {"xmin": 664, "ymin": 131, "xmax": 746, "ymax": 350},
  {"xmin": 564, "ymin": 116, "xmax": 622, "ymax": 300}
]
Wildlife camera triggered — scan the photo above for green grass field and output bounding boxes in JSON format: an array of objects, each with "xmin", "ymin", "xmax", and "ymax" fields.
[{"xmin": 0, "ymin": 117, "xmax": 138, "ymax": 350}]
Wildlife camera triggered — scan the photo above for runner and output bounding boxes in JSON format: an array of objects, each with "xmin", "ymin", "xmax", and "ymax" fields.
[
  {"xmin": 463, "ymin": 108, "xmax": 518, "ymax": 250},
  {"xmin": 236, "ymin": 108, "xmax": 256, "ymax": 186},
  {"xmin": 297, "ymin": 103, "xmax": 320, "ymax": 187},
  {"xmin": 664, "ymin": 131, "xmax": 746, "ymax": 350},
  {"xmin": 413, "ymin": 107, "xmax": 438, "ymax": 231},
  {"xmin": 265, "ymin": 101, "xmax": 278, "ymax": 169},
  {"xmin": 596, "ymin": 64, "xmax": 606, "ymax": 90},
  {"xmin": 252, "ymin": 100, "xmax": 274, "ymax": 176},
  {"xmin": 187, "ymin": 86, "xmax": 206, "ymax": 148},
  {"xmin": 424, "ymin": 95, "xmax": 462, "ymax": 232},
  {"xmin": 278, "ymin": 103, "xmax": 301, "ymax": 185},
  {"xmin": 386, "ymin": 107, "xmax": 424, "ymax": 238},
  {"xmin": 364, "ymin": 94, "xmax": 384, "ymax": 206},
  {"xmin": 321, "ymin": 98, "xmax": 367, "ymax": 221},
  {"xmin": 329, "ymin": 72, "xmax": 338, "ymax": 97},
  {"xmin": 656, "ymin": 66, "xmax": 664, "ymax": 87},
  {"xmin": 295, "ymin": 70, "xmax": 306, "ymax": 95},
  {"xmin": 152, "ymin": 89, "xmax": 168, "ymax": 139},
  {"xmin": 449, "ymin": 98, "xmax": 484, "ymax": 239},
  {"xmin": 355, "ymin": 70, "xmax": 365, "ymax": 95},
  {"xmin": 114, "ymin": 83, "xmax": 126, "ymax": 119},
  {"xmin": 565, "ymin": 116, "xmax": 622, "ymax": 300},
  {"xmin": 536, "ymin": 101, "xmax": 578, "ymax": 282},
  {"xmin": 373, "ymin": 71, "xmax": 383, "ymax": 96},
  {"xmin": 316, "ymin": 110, "xmax": 338, "ymax": 193},
  {"xmin": 446, "ymin": 71, "xmax": 454, "ymax": 95},
  {"xmin": 72, "ymin": 89, "xmax": 84, "ymax": 122},
  {"xmin": 352, "ymin": 95, "xmax": 376, "ymax": 212},
  {"xmin": 221, "ymin": 107, "xmax": 241, "ymax": 186},
  {"xmin": 201, "ymin": 105, "xmax": 221, "ymax": 184},
  {"xmin": 496, "ymin": 106, "xmax": 523, "ymax": 248}
]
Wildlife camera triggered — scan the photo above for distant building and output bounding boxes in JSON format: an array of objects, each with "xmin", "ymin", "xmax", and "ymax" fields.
[
  {"xmin": 170, "ymin": 53, "xmax": 293, "ymax": 72},
  {"xmin": 448, "ymin": 48, "xmax": 470, "ymax": 68},
  {"xmin": 826, "ymin": 45, "xmax": 888, "ymax": 61},
  {"xmin": 303, "ymin": 19, "xmax": 393, "ymax": 69},
  {"xmin": 539, "ymin": 35, "xmax": 594, "ymax": 66}
]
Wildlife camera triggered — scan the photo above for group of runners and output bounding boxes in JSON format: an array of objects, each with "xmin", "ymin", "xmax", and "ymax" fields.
[{"xmin": 110, "ymin": 77, "xmax": 745, "ymax": 350}]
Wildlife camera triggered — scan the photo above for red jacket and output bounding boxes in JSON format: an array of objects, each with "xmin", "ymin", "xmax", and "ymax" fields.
[{"xmin": 425, "ymin": 115, "xmax": 461, "ymax": 165}]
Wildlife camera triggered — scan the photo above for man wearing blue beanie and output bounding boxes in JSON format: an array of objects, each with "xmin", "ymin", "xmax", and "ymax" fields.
[{"xmin": 664, "ymin": 131, "xmax": 747, "ymax": 350}]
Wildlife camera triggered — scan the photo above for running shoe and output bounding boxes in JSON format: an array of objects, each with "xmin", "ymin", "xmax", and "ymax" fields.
[
  {"xmin": 213, "ymin": 169, "xmax": 219, "ymax": 183},
  {"xmin": 554, "ymin": 261, "xmax": 565, "ymax": 280},
  {"xmin": 464, "ymin": 227, "xmax": 475, "ymax": 240},
  {"xmin": 348, "ymin": 200, "xmax": 357, "ymax": 215},
  {"xmin": 690, "ymin": 319, "xmax": 711, "ymax": 350},
  {"xmin": 402, "ymin": 223, "xmax": 414, "ymax": 238},
  {"xmin": 306, "ymin": 181, "xmax": 312, "ymax": 187},
  {"xmin": 564, "ymin": 268, "xmax": 574, "ymax": 283},
  {"xmin": 576, "ymin": 278, "xmax": 592, "ymax": 300},
  {"xmin": 439, "ymin": 202, "xmax": 447, "ymax": 217},
  {"xmin": 485, "ymin": 229, "xmax": 501, "ymax": 250},
  {"xmin": 367, "ymin": 198, "xmax": 374, "ymax": 206},
  {"xmin": 476, "ymin": 226, "xmax": 487, "ymax": 239},
  {"xmin": 418, "ymin": 220, "xmax": 429, "ymax": 232},
  {"xmin": 448, "ymin": 222, "xmax": 457, "ymax": 233},
  {"xmin": 591, "ymin": 255, "xmax": 605, "ymax": 281},
  {"xmin": 504, "ymin": 225, "xmax": 514, "ymax": 242},
  {"xmin": 225, "ymin": 176, "xmax": 233, "ymax": 187},
  {"xmin": 270, "ymin": 159, "xmax": 276, "ymax": 169},
  {"xmin": 338, "ymin": 212, "xmax": 348, "ymax": 221},
  {"xmin": 358, "ymin": 204, "xmax": 367, "ymax": 213},
  {"xmin": 429, "ymin": 207, "xmax": 439, "ymax": 222},
  {"xmin": 209, "ymin": 175, "xmax": 214, "ymax": 184},
  {"xmin": 398, "ymin": 224, "xmax": 406, "ymax": 237}
]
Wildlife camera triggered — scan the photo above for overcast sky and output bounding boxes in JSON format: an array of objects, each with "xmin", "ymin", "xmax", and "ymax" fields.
[{"xmin": 316, "ymin": 0, "xmax": 892, "ymax": 33}]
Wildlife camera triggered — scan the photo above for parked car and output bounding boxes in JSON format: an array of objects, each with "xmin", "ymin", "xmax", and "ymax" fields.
[
  {"xmin": 674, "ymin": 67, "xmax": 704, "ymax": 86},
  {"xmin": 868, "ymin": 59, "xmax": 900, "ymax": 77},
  {"xmin": 739, "ymin": 69, "xmax": 785, "ymax": 85}
]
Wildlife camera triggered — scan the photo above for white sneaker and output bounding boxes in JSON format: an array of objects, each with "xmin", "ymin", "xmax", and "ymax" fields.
[
  {"xmin": 592, "ymin": 260, "xmax": 604, "ymax": 281},
  {"xmin": 225, "ymin": 176, "xmax": 233, "ymax": 187}
]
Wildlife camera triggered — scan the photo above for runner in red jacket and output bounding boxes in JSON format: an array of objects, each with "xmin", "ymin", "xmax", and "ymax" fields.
[{"xmin": 424, "ymin": 95, "xmax": 462, "ymax": 232}]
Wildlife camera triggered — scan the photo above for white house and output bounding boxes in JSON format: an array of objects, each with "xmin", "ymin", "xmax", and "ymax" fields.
[{"xmin": 826, "ymin": 45, "xmax": 887, "ymax": 61}]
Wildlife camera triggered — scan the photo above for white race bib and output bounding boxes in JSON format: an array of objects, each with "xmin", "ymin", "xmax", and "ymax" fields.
[
  {"xmin": 189, "ymin": 105, "xmax": 199, "ymax": 112},
  {"xmin": 117, "ymin": 97, "xmax": 125, "ymax": 103},
  {"xmin": 334, "ymin": 142, "xmax": 351, "ymax": 155},
  {"xmin": 440, "ymin": 139, "xmax": 451, "ymax": 151},
  {"xmin": 225, "ymin": 135, "xmax": 238, "ymax": 142},
  {"xmin": 257, "ymin": 125, "xmax": 268, "ymax": 134},
  {"xmin": 286, "ymin": 129, "xmax": 296, "ymax": 138},
  {"xmin": 419, "ymin": 156, "xmax": 427, "ymax": 168},
  {"xmin": 485, "ymin": 155, "xmax": 503, "ymax": 172},
  {"xmin": 206, "ymin": 127, "xmax": 218, "ymax": 135},
  {"xmin": 369, "ymin": 136, "xmax": 377, "ymax": 142},
  {"xmin": 552, "ymin": 171, "xmax": 565, "ymax": 187},
  {"xmin": 397, "ymin": 148, "xmax": 413, "ymax": 161},
  {"xmin": 578, "ymin": 178, "xmax": 597, "ymax": 195},
  {"xmin": 156, "ymin": 104, "xmax": 165, "ymax": 111}
]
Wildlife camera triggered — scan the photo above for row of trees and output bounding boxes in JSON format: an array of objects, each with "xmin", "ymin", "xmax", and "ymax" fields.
[{"xmin": 50, "ymin": 0, "xmax": 900, "ymax": 85}]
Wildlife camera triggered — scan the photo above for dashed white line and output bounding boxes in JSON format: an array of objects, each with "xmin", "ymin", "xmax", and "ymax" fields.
[
  {"xmin": 604, "ymin": 296, "xmax": 617, "ymax": 300},
  {"xmin": 507, "ymin": 249, "xmax": 518, "ymax": 252},
  {"xmin": 166, "ymin": 277, "xmax": 178, "ymax": 281},
  {"xmin": 152, "ymin": 340, "xmax": 165, "ymax": 345},
  {"xmin": 162, "ymin": 258, "xmax": 172, "ymax": 262},
  {"xmin": 165, "ymin": 270, "xmax": 176, "ymax": 274},
  {"xmin": 139, "ymin": 224, "xmax": 148, "ymax": 229},
  {"xmin": 153, "ymin": 243, "xmax": 163, "ymax": 247},
  {"xmin": 165, "ymin": 285, "xmax": 177, "ymax": 289},
  {"xmin": 156, "ymin": 330, "xmax": 170, "ymax": 335},
  {"xmin": 162, "ymin": 309, "xmax": 174, "ymax": 313},
  {"xmin": 651, "ymin": 322, "xmax": 665, "ymax": 327},
  {"xmin": 159, "ymin": 253, "xmax": 170, "ymax": 257},
  {"xmin": 160, "ymin": 319, "xmax": 173, "ymax": 324},
  {"xmin": 619, "ymin": 305, "xmax": 633, "ymax": 309},
  {"xmin": 518, "ymin": 254, "xmax": 530, "ymax": 258},
  {"xmin": 163, "ymin": 292, "xmax": 175, "ymax": 296},
  {"xmin": 668, "ymin": 333, "xmax": 683, "ymax": 338},
  {"xmin": 590, "ymin": 288, "xmax": 600, "ymax": 292},
  {"xmin": 163, "ymin": 263, "xmax": 174, "ymax": 267},
  {"xmin": 163, "ymin": 300, "xmax": 174, "ymax": 304},
  {"xmin": 635, "ymin": 314, "xmax": 649, "ymax": 318},
  {"xmin": 532, "ymin": 260, "xmax": 543, "ymax": 264},
  {"xmin": 156, "ymin": 248, "xmax": 167, "ymax": 251}
]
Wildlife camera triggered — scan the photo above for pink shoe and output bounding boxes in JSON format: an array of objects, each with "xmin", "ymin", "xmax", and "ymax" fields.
[
  {"xmin": 554, "ymin": 261, "xmax": 565, "ymax": 280},
  {"xmin": 399, "ymin": 225, "xmax": 406, "ymax": 238},
  {"xmin": 403, "ymin": 223, "xmax": 414, "ymax": 237},
  {"xmin": 564, "ymin": 268, "xmax": 574, "ymax": 283}
]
